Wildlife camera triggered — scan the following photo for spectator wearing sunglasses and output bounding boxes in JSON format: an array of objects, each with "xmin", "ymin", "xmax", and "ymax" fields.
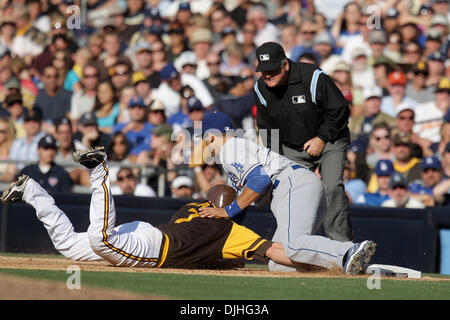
[
  {"xmin": 366, "ymin": 122, "xmax": 395, "ymax": 170},
  {"xmin": 405, "ymin": 62, "xmax": 435, "ymax": 104},
  {"xmin": 111, "ymin": 167, "xmax": 156, "ymax": 197}
]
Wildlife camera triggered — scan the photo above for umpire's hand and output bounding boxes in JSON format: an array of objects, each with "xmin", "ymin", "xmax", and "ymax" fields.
[{"xmin": 303, "ymin": 136, "xmax": 326, "ymax": 157}]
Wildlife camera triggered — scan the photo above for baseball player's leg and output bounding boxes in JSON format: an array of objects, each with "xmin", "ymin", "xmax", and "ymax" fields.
[
  {"xmin": 83, "ymin": 152, "xmax": 166, "ymax": 267},
  {"xmin": 270, "ymin": 168, "xmax": 354, "ymax": 270},
  {"xmin": 319, "ymin": 137, "xmax": 353, "ymax": 241},
  {"xmin": 22, "ymin": 177, "xmax": 101, "ymax": 261}
]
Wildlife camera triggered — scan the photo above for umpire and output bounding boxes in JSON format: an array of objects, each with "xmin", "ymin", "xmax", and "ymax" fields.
[{"xmin": 253, "ymin": 42, "xmax": 353, "ymax": 241}]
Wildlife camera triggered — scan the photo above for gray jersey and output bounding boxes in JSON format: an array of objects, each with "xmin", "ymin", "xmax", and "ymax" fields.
[{"xmin": 219, "ymin": 137, "xmax": 295, "ymax": 191}]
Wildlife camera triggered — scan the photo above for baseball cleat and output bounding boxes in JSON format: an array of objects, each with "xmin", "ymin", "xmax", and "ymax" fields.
[
  {"xmin": 73, "ymin": 146, "xmax": 106, "ymax": 169},
  {"xmin": 342, "ymin": 240, "xmax": 377, "ymax": 276},
  {"xmin": 1, "ymin": 174, "xmax": 30, "ymax": 203}
]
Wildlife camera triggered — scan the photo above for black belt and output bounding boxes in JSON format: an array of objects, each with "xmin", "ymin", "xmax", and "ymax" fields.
[{"xmin": 272, "ymin": 165, "xmax": 302, "ymax": 190}]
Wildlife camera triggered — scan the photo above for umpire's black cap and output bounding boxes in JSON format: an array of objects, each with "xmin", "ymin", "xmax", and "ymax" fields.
[{"xmin": 255, "ymin": 42, "xmax": 287, "ymax": 72}]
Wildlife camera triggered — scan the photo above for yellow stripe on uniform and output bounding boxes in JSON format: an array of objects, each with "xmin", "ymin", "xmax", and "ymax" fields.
[
  {"xmin": 100, "ymin": 161, "xmax": 167, "ymax": 265},
  {"xmin": 222, "ymin": 222, "xmax": 266, "ymax": 260}
]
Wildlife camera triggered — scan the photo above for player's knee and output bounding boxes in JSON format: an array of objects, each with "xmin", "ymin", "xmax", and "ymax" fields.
[{"xmin": 87, "ymin": 226, "xmax": 106, "ymax": 254}]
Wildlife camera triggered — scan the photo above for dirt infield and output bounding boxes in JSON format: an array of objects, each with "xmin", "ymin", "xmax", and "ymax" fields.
[{"xmin": 0, "ymin": 255, "xmax": 448, "ymax": 300}]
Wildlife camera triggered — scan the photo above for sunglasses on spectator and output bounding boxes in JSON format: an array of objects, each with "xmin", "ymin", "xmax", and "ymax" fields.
[
  {"xmin": 374, "ymin": 135, "xmax": 390, "ymax": 141},
  {"xmin": 117, "ymin": 174, "xmax": 134, "ymax": 181},
  {"xmin": 84, "ymin": 73, "xmax": 98, "ymax": 78},
  {"xmin": 113, "ymin": 70, "xmax": 129, "ymax": 76},
  {"xmin": 207, "ymin": 61, "xmax": 220, "ymax": 66},
  {"xmin": 0, "ymin": 130, "xmax": 7, "ymax": 134},
  {"xmin": 301, "ymin": 30, "xmax": 316, "ymax": 35},
  {"xmin": 113, "ymin": 140, "xmax": 126, "ymax": 145},
  {"xmin": 398, "ymin": 116, "xmax": 414, "ymax": 121}
]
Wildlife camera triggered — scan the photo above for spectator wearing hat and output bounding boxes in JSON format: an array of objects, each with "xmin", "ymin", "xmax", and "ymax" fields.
[
  {"xmin": 409, "ymin": 156, "xmax": 444, "ymax": 206},
  {"xmin": 350, "ymin": 47, "xmax": 376, "ymax": 92},
  {"xmin": 330, "ymin": 61, "xmax": 354, "ymax": 107},
  {"xmin": 413, "ymin": 78, "xmax": 450, "ymax": 144},
  {"xmin": 433, "ymin": 143, "xmax": 450, "ymax": 206},
  {"xmin": 380, "ymin": 70, "xmax": 419, "ymax": 118},
  {"xmin": 424, "ymin": 28, "xmax": 444, "ymax": 58},
  {"xmin": 147, "ymin": 99, "xmax": 166, "ymax": 127},
  {"xmin": 391, "ymin": 132, "xmax": 422, "ymax": 184},
  {"xmin": 366, "ymin": 122, "xmax": 395, "ymax": 171},
  {"xmin": 152, "ymin": 63, "xmax": 214, "ymax": 118},
  {"xmin": 69, "ymin": 63, "xmax": 99, "ymax": 127},
  {"xmin": 132, "ymin": 71, "xmax": 153, "ymax": 105},
  {"xmin": 426, "ymin": 51, "xmax": 446, "ymax": 88},
  {"xmin": 170, "ymin": 175, "xmax": 195, "ymax": 199},
  {"xmin": 392, "ymin": 106, "xmax": 431, "ymax": 158},
  {"xmin": 109, "ymin": 4, "xmax": 139, "ymax": 47},
  {"xmin": 112, "ymin": 96, "xmax": 154, "ymax": 159},
  {"xmin": 348, "ymin": 86, "xmax": 395, "ymax": 142},
  {"xmin": 356, "ymin": 159, "xmax": 394, "ymax": 207},
  {"xmin": 167, "ymin": 22, "xmax": 189, "ymax": 62},
  {"xmin": 17, "ymin": 134, "xmax": 72, "ymax": 193},
  {"xmin": 4, "ymin": 92, "xmax": 26, "ymax": 138},
  {"xmin": 174, "ymin": 51, "xmax": 198, "ymax": 76},
  {"xmin": 313, "ymin": 32, "xmax": 340, "ymax": 75},
  {"xmin": 109, "ymin": 60, "xmax": 132, "ymax": 92},
  {"xmin": 73, "ymin": 112, "xmax": 110, "ymax": 151},
  {"xmin": 381, "ymin": 172, "xmax": 425, "ymax": 209},
  {"xmin": 190, "ymin": 28, "xmax": 213, "ymax": 80},
  {"xmin": 1, "ymin": 107, "xmax": 45, "ymax": 181},
  {"xmin": 111, "ymin": 167, "xmax": 156, "ymax": 197},
  {"xmin": 405, "ymin": 61, "xmax": 435, "ymax": 103}
]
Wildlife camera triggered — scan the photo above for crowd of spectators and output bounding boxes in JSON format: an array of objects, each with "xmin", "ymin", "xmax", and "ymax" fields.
[{"xmin": 0, "ymin": 0, "xmax": 447, "ymax": 207}]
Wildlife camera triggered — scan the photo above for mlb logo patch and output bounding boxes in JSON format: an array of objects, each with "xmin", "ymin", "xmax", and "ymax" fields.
[
  {"xmin": 259, "ymin": 54, "xmax": 270, "ymax": 61},
  {"xmin": 292, "ymin": 95, "xmax": 306, "ymax": 104}
]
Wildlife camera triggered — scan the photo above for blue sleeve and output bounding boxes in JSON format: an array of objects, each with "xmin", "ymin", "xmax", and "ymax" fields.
[{"xmin": 244, "ymin": 165, "xmax": 271, "ymax": 194}]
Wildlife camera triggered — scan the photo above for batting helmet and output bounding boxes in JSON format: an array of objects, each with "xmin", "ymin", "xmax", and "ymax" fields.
[{"xmin": 206, "ymin": 184, "xmax": 237, "ymax": 208}]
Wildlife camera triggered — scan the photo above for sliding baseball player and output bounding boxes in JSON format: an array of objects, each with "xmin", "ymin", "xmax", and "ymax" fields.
[{"xmin": 192, "ymin": 112, "xmax": 377, "ymax": 275}]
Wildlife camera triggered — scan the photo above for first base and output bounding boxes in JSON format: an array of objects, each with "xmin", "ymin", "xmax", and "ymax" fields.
[{"xmin": 365, "ymin": 264, "xmax": 422, "ymax": 279}]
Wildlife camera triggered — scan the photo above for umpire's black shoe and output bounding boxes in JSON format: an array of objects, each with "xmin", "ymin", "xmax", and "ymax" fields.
[
  {"xmin": 1, "ymin": 174, "xmax": 30, "ymax": 203},
  {"xmin": 73, "ymin": 146, "xmax": 106, "ymax": 169}
]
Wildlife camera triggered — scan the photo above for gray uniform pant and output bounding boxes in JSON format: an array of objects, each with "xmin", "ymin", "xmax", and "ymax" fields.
[
  {"xmin": 268, "ymin": 165, "xmax": 354, "ymax": 272},
  {"xmin": 282, "ymin": 138, "xmax": 353, "ymax": 242}
]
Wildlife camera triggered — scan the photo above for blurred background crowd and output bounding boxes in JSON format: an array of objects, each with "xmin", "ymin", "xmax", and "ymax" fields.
[{"xmin": 0, "ymin": 0, "xmax": 447, "ymax": 207}]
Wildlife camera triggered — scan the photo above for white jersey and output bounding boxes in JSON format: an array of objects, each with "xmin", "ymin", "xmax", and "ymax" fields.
[{"xmin": 219, "ymin": 137, "xmax": 295, "ymax": 191}]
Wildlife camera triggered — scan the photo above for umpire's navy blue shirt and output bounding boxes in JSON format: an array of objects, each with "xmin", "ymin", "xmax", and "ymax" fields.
[
  {"xmin": 18, "ymin": 163, "xmax": 72, "ymax": 194},
  {"xmin": 254, "ymin": 60, "xmax": 350, "ymax": 150}
]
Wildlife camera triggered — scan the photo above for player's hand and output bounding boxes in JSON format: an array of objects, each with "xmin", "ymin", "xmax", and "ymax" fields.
[
  {"xmin": 198, "ymin": 207, "xmax": 229, "ymax": 219},
  {"xmin": 303, "ymin": 136, "xmax": 325, "ymax": 157}
]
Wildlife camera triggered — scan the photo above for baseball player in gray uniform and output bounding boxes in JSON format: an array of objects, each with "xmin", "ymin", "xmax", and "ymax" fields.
[{"xmin": 195, "ymin": 112, "xmax": 376, "ymax": 275}]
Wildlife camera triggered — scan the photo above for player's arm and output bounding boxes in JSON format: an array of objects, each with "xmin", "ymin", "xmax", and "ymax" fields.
[{"xmin": 199, "ymin": 166, "xmax": 271, "ymax": 218}]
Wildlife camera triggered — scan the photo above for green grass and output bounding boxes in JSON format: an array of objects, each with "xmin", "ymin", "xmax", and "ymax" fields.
[{"xmin": 1, "ymin": 268, "xmax": 449, "ymax": 300}]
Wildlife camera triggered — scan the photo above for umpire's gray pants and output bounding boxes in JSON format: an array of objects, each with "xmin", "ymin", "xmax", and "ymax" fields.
[
  {"xmin": 282, "ymin": 138, "xmax": 353, "ymax": 242},
  {"xmin": 268, "ymin": 166, "xmax": 354, "ymax": 271}
]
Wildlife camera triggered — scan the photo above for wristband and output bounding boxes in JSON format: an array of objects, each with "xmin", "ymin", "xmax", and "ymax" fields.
[
  {"xmin": 225, "ymin": 200, "xmax": 242, "ymax": 218},
  {"xmin": 193, "ymin": 166, "xmax": 202, "ymax": 173}
]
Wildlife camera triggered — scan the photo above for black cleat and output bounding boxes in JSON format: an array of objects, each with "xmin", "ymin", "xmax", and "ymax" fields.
[
  {"xmin": 73, "ymin": 146, "xmax": 106, "ymax": 169},
  {"xmin": 1, "ymin": 175, "xmax": 30, "ymax": 203}
]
